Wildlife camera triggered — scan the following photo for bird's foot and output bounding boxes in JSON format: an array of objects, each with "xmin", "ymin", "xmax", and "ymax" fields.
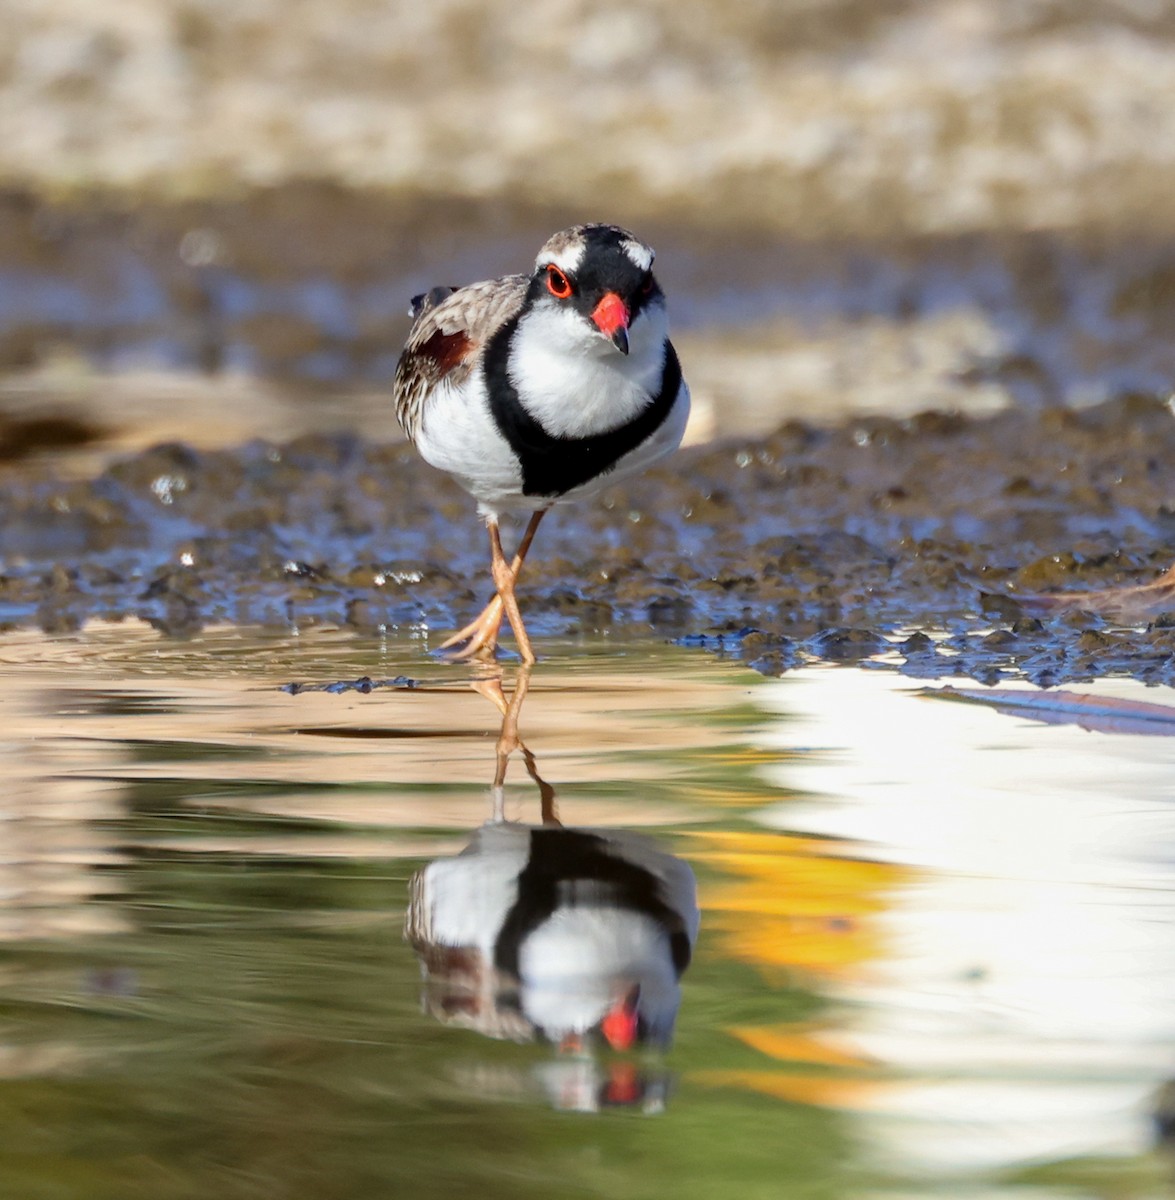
[{"xmin": 436, "ymin": 596, "xmax": 505, "ymax": 661}]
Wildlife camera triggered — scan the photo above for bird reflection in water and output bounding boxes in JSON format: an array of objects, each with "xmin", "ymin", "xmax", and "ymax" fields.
[{"xmin": 405, "ymin": 665, "xmax": 699, "ymax": 1113}]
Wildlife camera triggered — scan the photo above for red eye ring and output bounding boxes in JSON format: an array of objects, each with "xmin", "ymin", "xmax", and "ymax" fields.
[{"xmin": 546, "ymin": 265, "xmax": 573, "ymax": 299}]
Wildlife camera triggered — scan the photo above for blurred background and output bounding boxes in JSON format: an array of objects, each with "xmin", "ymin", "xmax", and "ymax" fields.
[{"xmin": 3, "ymin": 0, "xmax": 1175, "ymax": 467}]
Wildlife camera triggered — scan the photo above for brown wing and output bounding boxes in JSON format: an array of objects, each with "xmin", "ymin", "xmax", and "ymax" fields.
[{"xmin": 393, "ymin": 274, "xmax": 529, "ymax": 441}]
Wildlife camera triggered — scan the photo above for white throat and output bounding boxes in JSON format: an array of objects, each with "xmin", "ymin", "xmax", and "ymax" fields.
[
  {"xmin": 507, "ymin": 300, "xmax": 670, "ymax": 439},
  {"xmin": 518, "ymin": 908, "xmax": 682, "ymax": 1041}
]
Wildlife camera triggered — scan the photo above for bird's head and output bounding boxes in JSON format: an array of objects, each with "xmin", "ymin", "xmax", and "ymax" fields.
[{"xmin": 528, "ymin": 224, "xmax": 664, "ymax": 358}]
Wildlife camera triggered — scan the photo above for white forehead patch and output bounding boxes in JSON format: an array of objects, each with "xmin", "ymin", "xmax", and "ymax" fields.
[
  {"xmin": 535, "ymin": 236, "xmax": 585, "ymax": 275},
  {"xmin": 621, "ymin": 237, "xmax": 654, "ymax": 272}
]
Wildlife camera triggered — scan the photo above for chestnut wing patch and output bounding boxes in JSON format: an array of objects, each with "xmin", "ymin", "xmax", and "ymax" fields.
[
  {"xmin": 393, "ymin": 325, "xmax": 476, "ymax": 438},
  {"xmin": 417, "ymin": 328, "xmax": 474, "ymax": 376},
  {"xmin": 392, "ymin": 274, "xmax": 528, "ymax": 441}
]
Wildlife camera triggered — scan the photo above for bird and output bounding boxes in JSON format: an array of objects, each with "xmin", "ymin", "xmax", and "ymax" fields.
[
  {"xmin": 393, "ymin": 223, "xmax": 690, "ymax": 663},
  {"xmin": 406, "ymin": 821, "xmax": 700, "ymax": 1052}
]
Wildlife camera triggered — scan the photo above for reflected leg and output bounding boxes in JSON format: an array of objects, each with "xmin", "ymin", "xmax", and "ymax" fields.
[{"xmin": 471, "ymin": 664, "xmax": 558, "ymax": 825}]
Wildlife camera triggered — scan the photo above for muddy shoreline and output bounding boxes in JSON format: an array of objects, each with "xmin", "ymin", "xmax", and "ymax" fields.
[
  {"xmin": 5, "ymin": 186, "xmax": 1175, "ymax": 437},
  {"xmin": 1, "ymin": 392, "xmax": 1173, "ymax": 686}
]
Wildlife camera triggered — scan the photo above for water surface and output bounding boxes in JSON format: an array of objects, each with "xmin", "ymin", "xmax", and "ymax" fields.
[{"xmin": 2, "ymin": 621, "xmax": 1173, "ymax": 1198}]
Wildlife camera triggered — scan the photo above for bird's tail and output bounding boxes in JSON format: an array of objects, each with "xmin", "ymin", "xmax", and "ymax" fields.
[{"xmin": 409, "ymin": 285, "xmax": 459, "ymax": 320}]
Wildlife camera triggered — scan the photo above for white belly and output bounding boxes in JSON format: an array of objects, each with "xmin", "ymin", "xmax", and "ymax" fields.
[
  {"xmin": 416, "ymin": 372, "xmax": 690, "ymax": 519},
  {"xmin": 416, "ymin": 373, "xmax": 527, "ymax": 513}
]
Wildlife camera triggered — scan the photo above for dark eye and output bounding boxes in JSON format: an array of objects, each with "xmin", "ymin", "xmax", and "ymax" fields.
[
  {"xmin": 640, "ymin": 273, "xmax": 656, "ymax": 296},
  {"xmin": 546, "ymin": 265, "xmax": 573, "ymax": 299}
]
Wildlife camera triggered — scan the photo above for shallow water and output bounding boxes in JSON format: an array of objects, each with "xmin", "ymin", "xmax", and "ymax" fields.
[{"xmin": 4, "ymin": 620, "xmax": 1174, "ymax": 1199}]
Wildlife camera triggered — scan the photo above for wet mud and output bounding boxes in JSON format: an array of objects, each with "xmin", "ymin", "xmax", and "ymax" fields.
[
  {"xmin": 6, "ymin": 186, "xmax": 1175, "ymax": 426},
  {"xmin": 3, "ymin": 392, "xmax": 1175, "ymax": 687}
]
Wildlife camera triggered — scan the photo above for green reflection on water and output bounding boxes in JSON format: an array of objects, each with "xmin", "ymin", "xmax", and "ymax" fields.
[
  {"xmin": 0, "ymin": 625, "xmax": 1170, "ymax": 1200},
  {"xmin": 1, "ymin": 851, "xmax": 844, "ymax": 1200}
]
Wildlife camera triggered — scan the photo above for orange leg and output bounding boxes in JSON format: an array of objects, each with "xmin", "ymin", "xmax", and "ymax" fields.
[
  {"xmin": 439, "ymin": 510, "xmax": 546, "ymax": 662},
  {"xmin": 472, "ymin": 664, "xmax": 559, "ymax": 825}
]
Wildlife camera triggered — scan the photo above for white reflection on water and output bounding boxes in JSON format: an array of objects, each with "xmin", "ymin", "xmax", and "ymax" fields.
[{"xmin": 757, "ymin": 668, "xmax": 1175, "ymax": 1177}]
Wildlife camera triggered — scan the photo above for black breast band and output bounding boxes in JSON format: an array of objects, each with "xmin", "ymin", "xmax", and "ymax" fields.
[
  {"xmin": 493, "ymin": 829, "xmax": 693, "ymax": 980},
  {"xmin": 484, "ymin": 319, "xmax": 682, "ymax": 498}
]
